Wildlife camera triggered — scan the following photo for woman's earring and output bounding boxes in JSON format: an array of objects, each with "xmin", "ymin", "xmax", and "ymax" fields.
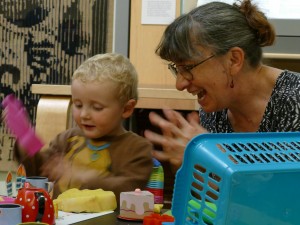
[{"xmin": 230, "ymin": 78, "xmax": 234, "ymax": 88}]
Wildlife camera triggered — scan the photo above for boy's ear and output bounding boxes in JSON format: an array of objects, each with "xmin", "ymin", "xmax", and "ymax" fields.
[{"xmin": 122, "ymin": 99, "xmax": 137, "ymax": 118}]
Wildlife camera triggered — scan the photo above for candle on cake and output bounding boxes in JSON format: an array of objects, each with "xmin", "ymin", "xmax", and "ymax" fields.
[
  {"xmin": 6, "ymin": 171, "xmax": 13, "ymax": 196},
  {"xmin": 16, "ymin": 164, "xmax": 23, "ymax": 190}
]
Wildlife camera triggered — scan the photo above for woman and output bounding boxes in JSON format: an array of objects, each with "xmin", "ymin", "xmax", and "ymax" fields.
[{"xmin": 144, "ymin": 0, "xmax": 300, "ymax": 172}]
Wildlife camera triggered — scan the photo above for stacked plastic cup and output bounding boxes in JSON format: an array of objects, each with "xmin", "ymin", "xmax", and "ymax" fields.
[{"xmin": 145, "ymin": 158, "xmax": 164, "ymax": 204}]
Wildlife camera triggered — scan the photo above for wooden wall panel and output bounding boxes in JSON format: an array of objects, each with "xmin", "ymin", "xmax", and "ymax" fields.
[{"xmin": 129, "ymin": 0, "xmax": 181, "ymax": 87}]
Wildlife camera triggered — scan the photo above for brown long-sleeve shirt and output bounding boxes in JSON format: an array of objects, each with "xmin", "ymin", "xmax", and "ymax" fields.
[{"xmin": 17, "ymin": 127, "xmax": 153, "ymax": 202}]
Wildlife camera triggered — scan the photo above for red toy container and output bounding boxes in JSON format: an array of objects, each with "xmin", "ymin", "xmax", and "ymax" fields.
[{"xmin": 15, "ymin": 182, "xmax": 55, "ymax": 224}]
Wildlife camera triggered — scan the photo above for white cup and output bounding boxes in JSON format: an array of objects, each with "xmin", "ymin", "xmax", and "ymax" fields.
[
  {"xmin": 0, "ymin": 203, "xmax": 22, "ymax": 225},
  {"xmin": 25, "ymin": 176, "xmax": 53, "ymax": 193}
]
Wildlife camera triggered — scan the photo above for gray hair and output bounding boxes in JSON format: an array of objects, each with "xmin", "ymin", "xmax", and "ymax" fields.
[{"xmin": 156, "ymin": 0, "xmax": 275, "ymax": 67}]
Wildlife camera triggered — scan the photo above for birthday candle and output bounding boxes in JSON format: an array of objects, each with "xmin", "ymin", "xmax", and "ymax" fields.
[
  {"xmin": 6, "ymin": 171, "xmax": 13, "ymax": 196},
  {"xmin": 21, "ymin": 164, "xmax": 27, "ymax": 188},
  {"xmin": 16, "ymin": 164, "xmax": 23, "ymax": 190}
]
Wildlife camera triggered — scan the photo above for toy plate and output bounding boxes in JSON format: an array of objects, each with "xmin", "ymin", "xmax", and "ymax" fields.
[{"xmin": 117, "ymin": 215, "xmax": 143, "ymax": 222}]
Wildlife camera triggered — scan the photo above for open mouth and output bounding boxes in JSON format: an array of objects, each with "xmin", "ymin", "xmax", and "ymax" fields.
[
  {"xmin": 197, "ymin": 89, "xmax": 207, "ymax": 101},
  {"xmin": 80, "ymin": 124, "xmax": 95, "ymax": 132}
]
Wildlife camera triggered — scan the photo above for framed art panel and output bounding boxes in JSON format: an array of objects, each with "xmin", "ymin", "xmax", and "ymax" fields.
[{"xmin": 0, "ymin": 0, "xmax": 109, "ymax": 171}]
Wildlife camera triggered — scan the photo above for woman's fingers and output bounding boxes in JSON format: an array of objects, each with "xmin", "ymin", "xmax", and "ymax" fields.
[
  {"xmin": 187, "ymin": 111, "xmax": 200, "ymax": 125},
  {"xmin": 144, "ymin": 129, "xmax": 163, "ymax": 145},
  {"xmin": 151, "ymin": 145, "xmax": 184, "ymax": 164},
  {"xmin": 149, "ymin": 111, "xmax": 174, "ymax": 131},
  {"xmin": 152, "ymin": 149, "xmax": 183, "ymax": 172},
  {"xmin": 146, "ymin": 109, "xmax": 207, "ymax": 172},
  {"xmin": 148, "ymin": 110, "xmax": 189, "ymax": 142},
  {"xmin": 152, "ymin": 149, "xmax": 172, "ymax": 162},
  {"xmin": 162, "ymin": 108, "xmax": 189, "ymax": 128},
  {"xmin": 162, "ymin": 109, "xmax": 204, "ymax": 141}
]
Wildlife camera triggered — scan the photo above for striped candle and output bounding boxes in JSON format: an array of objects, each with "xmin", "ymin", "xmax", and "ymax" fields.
[{"xmin": 6, "ymin": 171, "xmax": 13, "ymax": 196}]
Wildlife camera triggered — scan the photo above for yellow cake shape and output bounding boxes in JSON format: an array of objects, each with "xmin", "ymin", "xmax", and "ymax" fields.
[
  {"xmin": 120, "ymin": 188, "xmax": 154, "ymax": 220},
  {"xmin": 53, "ymin": 188, "xmax": 117, "ymax": 213}
]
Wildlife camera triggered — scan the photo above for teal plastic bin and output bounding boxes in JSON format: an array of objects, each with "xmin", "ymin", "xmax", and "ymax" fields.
[{"xmin": 171, "ymin": 132, "xmax": 300, "ymax": 225}]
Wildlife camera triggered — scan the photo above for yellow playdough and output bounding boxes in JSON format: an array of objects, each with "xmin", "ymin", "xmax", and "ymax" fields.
[{"xmin": 53, "ymin": 188, "xmax": 117, "ymax": 213}]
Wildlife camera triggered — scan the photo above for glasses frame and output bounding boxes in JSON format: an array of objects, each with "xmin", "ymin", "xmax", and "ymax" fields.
[{"xmin": 168, "ymin": 55, "xmax": 215, "ymax": 81}]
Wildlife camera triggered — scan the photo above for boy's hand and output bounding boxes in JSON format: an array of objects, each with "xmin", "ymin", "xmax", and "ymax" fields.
[{"xmin": 2, "ymin": 94, "xmax": 44, "ymax": 156}]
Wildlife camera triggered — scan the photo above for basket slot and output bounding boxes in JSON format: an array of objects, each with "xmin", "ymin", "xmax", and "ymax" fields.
[
  {"xmin": 265, "ymin": 142, "xmax": 282, "ymax": 151},
  {"xmin": 192, "ymin": 166, "xmax": 221, "ymax": 197},
  {"xmin": 217, "ymin": 140, "xmax": 300, "ymax": 165},
  {"xmin": 186, "ymin": 163, "xmax": 220, "ymax": 225},
  {"xmin": 274, "ymin": 153, "xmax": 290, "ymax": 162},
  {"xmin": 279, "ymin": 152, "xmax": 296, "ymax": 161},
  {"xmin": 208, "ymin": 172, "xmax": 221, "ymax": 182},
  {"xmin": 207, "ymin": 183, "xmax": 220, "ymax": 198},
  {"xmin": 204, "ymin": 193, "xmax": 217, "ymax": 203},
  {"xmin": 290, "ymin": 141, "xmax": 300, "ymax": 149},
  {"xmin": 289, "ymin": 152, "xmax": 300, "ymax": 161},
  {"xmin": 191, "ymin": 182, "xmax": 203, "ymax": 200}
]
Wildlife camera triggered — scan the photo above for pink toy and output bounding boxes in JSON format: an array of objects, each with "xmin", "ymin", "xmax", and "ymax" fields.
[
  {"xmin": 0, "ymin": 196, "xmax": 15, "ymax": 204},
  {"xmin": 2, "ymin": 94, "xmax": 44, "ymax": 156}
]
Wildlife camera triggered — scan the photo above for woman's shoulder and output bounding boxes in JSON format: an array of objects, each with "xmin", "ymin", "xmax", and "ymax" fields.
[
  {"xmin": 276, "ymin": 70, "xmax": 300, "ymax": 86},
  {"xmin": 270, "ymin": 70, "xmax": 300, "ymax": 106}
]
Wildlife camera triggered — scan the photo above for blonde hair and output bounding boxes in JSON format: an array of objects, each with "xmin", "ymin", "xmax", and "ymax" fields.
[{"xmin": 72, "ymin": 53, "xmax": 138, "ymax": 104}]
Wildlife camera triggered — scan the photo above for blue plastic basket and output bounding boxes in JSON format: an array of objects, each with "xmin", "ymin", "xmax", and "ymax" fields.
[{"xmin": 171, "ymin": 132, "xmax": 300, "ymax": 225}]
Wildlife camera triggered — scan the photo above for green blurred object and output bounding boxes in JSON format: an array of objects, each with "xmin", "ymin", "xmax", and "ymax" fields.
[
  {"xmin": 163, "ymin": 209, "xmax": 173, "ymax": 216},
  {"xmin": 187, "ymin": 200, "xmax": 216, "ymax": 224},
  {"xmin": 165, "ymin": 200, "xmax": 216, "ymax": 224}
]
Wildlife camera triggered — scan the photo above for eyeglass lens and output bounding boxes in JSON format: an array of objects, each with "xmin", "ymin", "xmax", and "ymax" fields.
[{"xmin": 168, "ymin": 55, "xmax": 214, "ymax": 80}]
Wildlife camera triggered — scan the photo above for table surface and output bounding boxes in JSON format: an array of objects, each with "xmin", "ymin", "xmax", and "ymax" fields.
[{"xmin": 72, "ymin": 211, "xmax": 143, "ymax": 225}]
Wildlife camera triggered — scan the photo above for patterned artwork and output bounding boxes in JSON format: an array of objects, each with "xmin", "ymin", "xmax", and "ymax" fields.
[{"xmin": 0, "ymin": 0, "xmax": 108, "ymax": 171}]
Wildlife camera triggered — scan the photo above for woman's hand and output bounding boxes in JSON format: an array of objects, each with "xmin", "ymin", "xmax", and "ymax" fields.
[{"xmin": 144, "ymin": 108, "xmax": 208, "ymax": 172}]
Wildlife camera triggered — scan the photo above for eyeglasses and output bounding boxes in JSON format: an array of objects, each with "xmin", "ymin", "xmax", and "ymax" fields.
[{"xmin": 168, "ymin": 55, "xmax": 215, "ymax": 81}]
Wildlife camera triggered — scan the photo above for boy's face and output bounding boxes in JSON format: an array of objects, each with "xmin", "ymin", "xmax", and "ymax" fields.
[{"xmin": 71, "ymin": 79, "xmax": 126, "ymax": 139}]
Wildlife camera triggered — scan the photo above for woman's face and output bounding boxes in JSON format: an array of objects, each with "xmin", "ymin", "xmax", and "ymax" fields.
[{"xmin": 174, "ymin": 53, "xmax": 233, "ymax": 113}]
